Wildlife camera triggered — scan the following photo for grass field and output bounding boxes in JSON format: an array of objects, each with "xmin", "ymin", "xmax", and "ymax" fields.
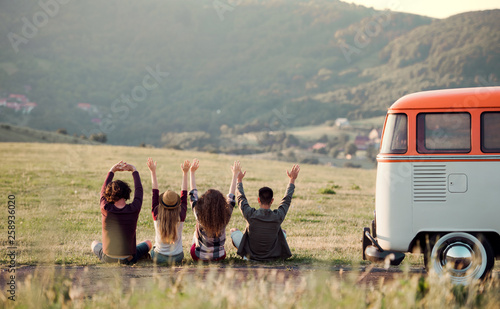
[
  {"xmin": 0, "ymin": 142, "xmax": 386, "ymax": 266},
  {"xmin": 2, "ymin": 142, "xmax": 499, "ymax": 308}
]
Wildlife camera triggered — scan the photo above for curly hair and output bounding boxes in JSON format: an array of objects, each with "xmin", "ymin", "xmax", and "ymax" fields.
[
  {"xmin": 156, "ymin": 202, "xmax": 181, "ymax": 244},
  {"xmin": 104, "ymin": 180, "xmax": 131, "ymax": 203},
  {"xmin": 196, "ymin": 189, "xmax": 232, "ymax": 237}
]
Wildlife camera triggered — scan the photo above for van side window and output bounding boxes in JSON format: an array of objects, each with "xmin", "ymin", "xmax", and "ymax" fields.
[
  {"xmin": 417, "ymin": 113, "xmax": 471, "ymax": 153},
  {"xmin": 481, "ymin": 112, "xmax": 500, "ymax": 153},
  {"xmin": 380, "ymin": 113, "xmax": 407, "ymax": 154}
]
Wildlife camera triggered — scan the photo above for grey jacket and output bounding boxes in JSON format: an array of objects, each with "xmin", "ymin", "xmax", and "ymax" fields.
[{"xmin": 236, "ymin": 182, "xmax": 295, "ymax": 261}]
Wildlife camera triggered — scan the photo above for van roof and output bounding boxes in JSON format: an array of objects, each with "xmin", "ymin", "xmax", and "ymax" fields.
[{"xmin": 389, "ymin": 87, "xmax": 500, "ymax": 111}]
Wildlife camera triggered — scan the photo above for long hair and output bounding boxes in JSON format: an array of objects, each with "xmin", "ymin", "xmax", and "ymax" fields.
[
  {"xmin": 104, "ymin": 180, "xmax": 131, "ymax": 202},
  {"xmin": 157, "ymin": 205, "xmax": 181, "ymax": 244},
  {"xmin": 196, "ymin": 189, "xmax": 232, "ymax": 237}
]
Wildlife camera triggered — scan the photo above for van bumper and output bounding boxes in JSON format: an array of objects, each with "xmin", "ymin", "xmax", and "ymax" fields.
[{"xmin": 362, "ymin": 227, "xmax": 405, "ymax": 266}]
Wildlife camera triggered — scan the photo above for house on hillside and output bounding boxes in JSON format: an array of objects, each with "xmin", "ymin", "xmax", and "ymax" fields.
[
  {"xmin": 6, "ymin": 102, "xmax": 21, "ymax": 111},
  {"xmin": 77, "ymin": 103, "xmax": 99, "ymax": 114},
  {"xmin": 335, "ymin": 118, "xmax": 350, "ymax": 128},
  {"xmin": 9, "ymin": 94, "xmax": 28, "ymax": 103},
  {"xmin": 369, "ymin": 128, "xmax": 382, "ymax": 149},
  {"xmin": 354, "ymin": 135, "xmax": 370, "ymax": 150},
  {"xmin": 311, "ymin": 142, "xmax": 327, "ymax": 151},
  {"xmin": 77, "ymin": 103, "xmax": 92, "ymax": 111},
  {"xmin": 22, "ymin": 102, "xmax": 37, "ymax": 114},
  {"xmin": 0, "ymin": 94, "xmax": 37, "ymax": 113}
]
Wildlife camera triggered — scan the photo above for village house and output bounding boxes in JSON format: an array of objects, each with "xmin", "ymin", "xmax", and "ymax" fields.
[
  {"xmin": 335, "ymin": 118, "xmax": 350, "ymax": 128},
  {"xmin": 0, "ymin": 94, "xmax": 37, "ymax": 114},
  {"xmin": 354, "ymin": 135, "xmax": 370, "ymax": 150}
]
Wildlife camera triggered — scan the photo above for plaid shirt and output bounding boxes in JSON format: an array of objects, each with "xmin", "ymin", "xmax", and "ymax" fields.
[{"xmin": 189, "ymin": 189, "xmax": 235, "ymax": 260}]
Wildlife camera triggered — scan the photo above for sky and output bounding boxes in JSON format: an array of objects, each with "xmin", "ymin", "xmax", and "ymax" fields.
[{"xmin": 342, "ymin": 0, "xmax": 500, "ymax": 18}]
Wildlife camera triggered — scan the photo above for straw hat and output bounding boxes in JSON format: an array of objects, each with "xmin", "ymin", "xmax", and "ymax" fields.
[{"xmin": 159, "ymin": 190, "xmax": 180, "ymax": 209}]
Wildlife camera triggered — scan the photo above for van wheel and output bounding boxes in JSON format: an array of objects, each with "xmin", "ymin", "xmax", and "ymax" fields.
[{"xmin": 425, "ymin": 233, "xmax": 494, "ymax": 284}]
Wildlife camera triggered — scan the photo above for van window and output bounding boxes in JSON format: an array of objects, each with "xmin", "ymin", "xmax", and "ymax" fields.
[
  {"xmin": 380, "ymin": 113, "xmax": 407, "ymax": 154},
  {"xmin": 417, "ymin": 113, "xmax": 471, "ymax": 153},
  {"xmin": 481, "ymin": 112, "xmax": 500, "ymax": 153}
]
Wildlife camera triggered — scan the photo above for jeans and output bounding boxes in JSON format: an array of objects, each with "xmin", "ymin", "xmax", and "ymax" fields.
[{"xmin": 92, "ymin": 242, "xmax": 150, "ymax": 265}]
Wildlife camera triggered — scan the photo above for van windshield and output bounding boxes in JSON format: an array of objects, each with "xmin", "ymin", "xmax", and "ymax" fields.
[{"xmin": 380, "ymin": 113, "xmax": 407, "ymax": 154}]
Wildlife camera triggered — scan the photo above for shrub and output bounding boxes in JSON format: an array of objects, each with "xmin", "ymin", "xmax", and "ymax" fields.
[
  {"xmin": 343, "ymin": 162, "xmax": 361, "ymax": 168},
  {"xmin": 318, "ymin": 187, "xmax": 336, "ymax": 194}
]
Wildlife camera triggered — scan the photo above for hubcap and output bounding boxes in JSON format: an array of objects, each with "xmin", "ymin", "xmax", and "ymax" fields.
[
  {"xmin": 442, "ymin": 242, "xmax": 473, "ymax": 271},
  {"xmin": 430, "ymin": 233, "xmax": 487, "ymax": 284}
]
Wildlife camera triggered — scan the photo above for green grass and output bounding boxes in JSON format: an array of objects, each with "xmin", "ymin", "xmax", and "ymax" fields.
[{"xmin": 0, "ymin": 142, "xmax": 379, "ymax": 266}]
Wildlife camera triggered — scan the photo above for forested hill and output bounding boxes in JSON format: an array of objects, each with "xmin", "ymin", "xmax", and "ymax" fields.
[{"xmin": 0, "ymin": 1, "xmax": 498, "ymax": 146}]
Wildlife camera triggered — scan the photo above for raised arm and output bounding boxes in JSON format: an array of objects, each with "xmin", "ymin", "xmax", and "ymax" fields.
[
  {"xmin": 101, "ymin": 161, "xmax": 124, "ymax": 201},
  {"xmin": 286, "ymin": 164, "xmax": 300, "ymax": 184},
  {"xmin": 190, "ymin": 159, "xmax": 199, "ymax": 191},
  {"xmin": 229, "ymin": 161, "xmax": 244, "ymax": 196},
  {"xmin": 123, "ymin": 162, "xmax": 142, "ymax": 209},
  {"xmin": 180, "ymin": 160, "xmax": 190, "ymax": 191},
  {"xmin": 147, "ymin": 157, "xmax": 158, "ymax": 190}
]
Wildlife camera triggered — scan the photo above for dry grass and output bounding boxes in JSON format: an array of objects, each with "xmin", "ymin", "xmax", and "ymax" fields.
[
  {"xmin": 2, "ymin": 266, "xmax": 500, "ymax": 308},
  {"xmin": 0, "ymin": 142, "xmax": 382, "ymax": 266},
  {"xmin": 2, "ymin": 142, "xmax": 500, "ymax": 308}
]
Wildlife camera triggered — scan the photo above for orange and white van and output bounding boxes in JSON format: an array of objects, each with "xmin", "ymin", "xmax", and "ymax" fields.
[{"xmin": 362, "ymin": 87, "xmax": 500, "ymax": 284}]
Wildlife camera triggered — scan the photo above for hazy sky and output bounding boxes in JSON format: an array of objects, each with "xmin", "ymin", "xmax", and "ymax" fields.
[{"xmin": 342, "ymin": 0, "xmax": 500, "ymax": 18}]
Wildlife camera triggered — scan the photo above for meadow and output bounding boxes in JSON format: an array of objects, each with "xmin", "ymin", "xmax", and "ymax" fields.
[
  {"xmin": 0, "ymin": 142, "xmax": 382, "ymax": 266},
  {"xmin": 1, "ymin": 142, "xmax": 499, "ymax": 308}
]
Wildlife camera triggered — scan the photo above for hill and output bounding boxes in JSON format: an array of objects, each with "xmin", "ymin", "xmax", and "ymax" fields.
[
  {"xmin": 0, "ymin": 1, "xmax": 498, "ymax": 146},
  {"xmin": 0, "ymin": 122, "xmax": 100, "ymax": 144},
  {"xmin": 303, "ymin": 10, "xmax": 500, "ymax": 118}
]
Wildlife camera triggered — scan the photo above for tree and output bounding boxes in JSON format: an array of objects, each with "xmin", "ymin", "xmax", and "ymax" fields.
[
  {"xmin": 89, "ymin": 133, "xmax": 107, "ymax": 143},
  {"xmin": 345, "ymin": 142, "xmax": 357, "ymax": 157},
  {"xmin": 366, "ymin": 144, "xmax": 378, "ymax": 162}
]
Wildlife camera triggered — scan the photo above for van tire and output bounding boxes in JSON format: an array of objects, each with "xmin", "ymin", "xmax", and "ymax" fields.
[{"xmin": 424, "ymin": 232, "xmax": 494, "ymax": 284}]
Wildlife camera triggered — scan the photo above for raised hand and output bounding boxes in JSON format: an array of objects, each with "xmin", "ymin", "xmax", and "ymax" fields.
[
  {"xmin": 286, "ymin": 164, "xmax": 300, "ymax": 183},
  {"xmin": 230, "ymin": 161, "xmax": 244, "ymax": 196},
  {"xmin": 237, "ymin": 170, "xmax": 246, "ymax": 183},
  {"xmin": 147, "ymin": 157, "xmax": 157, "ymax": 173},
  {"xmin": 147, "ymin": 158, "xmax": 158, "ymax": 190},
  {"xmin": 110, "ymin": 160, "xmax": 125, "ymax": 173},
  {"xmin": 231, "ymin": 160, "xmax": 242, "ymax": 176},
  {"xmin": 181, "ymin": 160, "xmax": 191, "ymax": 173},
  {"xmin": 190, "ymin": 159, "xmax": 199, "ymax": 190},
  {"xmin": 123, "ymin": 163, "xmax": 137, "ymax": 172},
  {"xmin": 190, "ymin": 159, "xmax": 199, "ymax": 173}
]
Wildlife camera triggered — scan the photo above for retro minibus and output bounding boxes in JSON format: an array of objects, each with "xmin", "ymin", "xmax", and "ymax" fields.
[{"xmin": 362, "ymin": 87, "xmax": 500, "ymax": 284}]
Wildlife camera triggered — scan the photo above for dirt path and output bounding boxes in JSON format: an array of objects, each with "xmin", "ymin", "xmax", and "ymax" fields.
[
  {"xmin": 1, "ymin": 265, "xmax": 421, "ymax": 296},
  {"xmin": 2, "ymin": 265, "xmax": 497, "ymax": 299}
]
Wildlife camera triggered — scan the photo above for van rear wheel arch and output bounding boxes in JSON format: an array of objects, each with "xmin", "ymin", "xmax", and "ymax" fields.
[{"xmin": 410, "ymin": 231, "xmax": 500, "ymax": 258}]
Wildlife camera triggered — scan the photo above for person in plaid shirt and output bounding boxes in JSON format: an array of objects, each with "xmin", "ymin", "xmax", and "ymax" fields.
[{"xmin": 189, "ymin": 159, "xmax": 241, "ymax": 261}]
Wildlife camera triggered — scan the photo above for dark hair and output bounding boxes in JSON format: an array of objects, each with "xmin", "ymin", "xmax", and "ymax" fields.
[
  {"xmin": 258, "ymin": 187, "xmax": 273, "ymax": 205},
  {"xmin": 196, "ymin": 189, "xmax": 232, "ymax": 237},
  {"xmin": 104, "ymin": 180, "xmax": 131, "ymax": 202}
]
